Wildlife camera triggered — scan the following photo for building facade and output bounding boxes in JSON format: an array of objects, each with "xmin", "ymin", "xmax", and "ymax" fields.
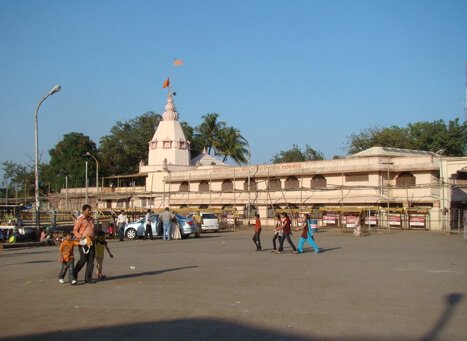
[{"xmin": 52, "ymin": 92, "xmax": 467, "ymax": 231}]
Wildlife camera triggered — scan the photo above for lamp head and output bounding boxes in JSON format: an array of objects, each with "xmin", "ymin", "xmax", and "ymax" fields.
[
  {"xmin": 49, "ymin": 85, "xmax": 61, "ymax": 96},
  {"xmin": 435, "ymin": 149, "xmax": 445, "ymax": 155}
]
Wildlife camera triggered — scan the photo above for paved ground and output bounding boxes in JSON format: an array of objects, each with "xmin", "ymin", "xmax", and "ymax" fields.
[{"xmin": 0, "ymin": 228, "xmax": 466, "ymax": 341}]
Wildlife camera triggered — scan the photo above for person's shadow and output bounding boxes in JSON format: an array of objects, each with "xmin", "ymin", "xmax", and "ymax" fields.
[
  {"xmin": 103, "ymin": 265, "xmax": 198, "ymax": 281},
  {"xmin": 421, "ymin": 293, "xmax": 463, "ymax": 341}
]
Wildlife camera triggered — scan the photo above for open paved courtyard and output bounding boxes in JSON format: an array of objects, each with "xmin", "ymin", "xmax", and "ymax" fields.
[{"xmin": 0, "ymin": 228, "xmax": 466, "ymax": 341}]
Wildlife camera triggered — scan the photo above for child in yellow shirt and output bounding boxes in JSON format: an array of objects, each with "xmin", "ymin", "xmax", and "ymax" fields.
[{"xmin": 95, "ymin": 230, "xmax": 114, "ymax": 280}]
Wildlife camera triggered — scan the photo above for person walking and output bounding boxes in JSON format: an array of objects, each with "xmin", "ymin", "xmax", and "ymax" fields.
[
  {"xmin": 272, "ymin": 213, "xmax": 283, "ymax": 252},
  {"xmin": 73, "ymin": 204, "xmax": 96, "ymax": 284},
  {"xmin": 160, "ymin": 207, "xmax": 175, "ymax": 240},
  {"xmin": 252, "ymin": 213, "xmax": 262, "ymax": 251},
  {"xmin": 295, "ymin": 214, "xmax": 320, "ymax": 254},
  {"xmin": 144, "ymin": 209, "xmax": 154, "ymax": 240},
  {"xmin": 95, "ymin": 230, "xmax": 114, "ymax": 280},
  {"xmin": 117, "ymin": 210, "xmax": 128, "ymax": 241},
  {"xmin": 276, "ymin": 212, "xmax": 297, "ymax": 254},
  {"xmin": 58, "ymin": 232, "xmax": 80, "ymax": 285}
]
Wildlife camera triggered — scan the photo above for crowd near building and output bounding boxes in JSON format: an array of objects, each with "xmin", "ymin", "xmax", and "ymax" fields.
[{"xmin": 51, "ymin": 91, "xmax": 467, "ymax": 232}]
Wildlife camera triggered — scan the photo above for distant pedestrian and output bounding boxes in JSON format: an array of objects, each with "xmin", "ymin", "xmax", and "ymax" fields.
[
  {"xmin": 276, "ymin": 212, "xmax": 297, "ymax": 254},
  {"xmin": 252, "ymin": 214, "xmax": 262, "ymax": 251},
  {"xmin": 144, "ymin": 209, "xmax": 154, "ymax": 240},
  {"xmin": 272, "ymin": 213, "xmax": 283, "ymax": 252},
  {"xmin": 160, "ymin": 207, "xmax": 175, "ymax": 240},
  {"xmin": 117, "ymin": 210, "xmax": 128, "ymax": 241},
  {"xmin": 73, "ymin": 204, "xmax": 96, "ymax": 284},
  {"xmin": 58, "ymin": 232, "xmax": 80, "ymax": 285},
  {"xmin": 95, "ymin": 230, "xmax": 114, "ymax": 280},
  {"xmin": 295, "ymin": 214, "xmax": 320, "ymax": 254},
  {"xmin": 107, "ymin": 222, "xmax": 115, "ymax": 239}
]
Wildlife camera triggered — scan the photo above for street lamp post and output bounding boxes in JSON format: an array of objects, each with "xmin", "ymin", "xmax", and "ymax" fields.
[
  {"xmin": 236, "ymin": 132, "xmax": 251, "ymax": 225},
  {"xmin": 85, "ymin": 160, "xmax": 88, "ymax": 203},
  {"xmin": 84, "ymin": 151, "xmax": 99, "ymax": 196},
  {"xmin": 34, "ymin": 85, "xmax": 61, "ymax": 231},
  {"xmin": 381, "ymin": 159, "xmax": 394, "ymax": 228},
  {"xmin": 435, "ymin": 149, "xmax": 446, "ymax": 233},
  {"xmin": 65, "ymin": 175, "xmax": 68, "ymax": 211}
]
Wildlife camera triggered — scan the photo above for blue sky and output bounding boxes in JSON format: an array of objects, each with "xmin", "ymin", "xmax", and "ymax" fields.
[{"xmin": 0, "ymin": 0, "xmax": 466, "ymax": 180}]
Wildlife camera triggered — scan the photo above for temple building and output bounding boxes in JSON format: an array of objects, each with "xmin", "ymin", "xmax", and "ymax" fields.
[{"xmin": 52, "ymin": 91, "xmax": 467, "ymax": 231}]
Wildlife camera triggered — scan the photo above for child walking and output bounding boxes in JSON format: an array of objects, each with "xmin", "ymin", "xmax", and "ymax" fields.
[
  {"xmin": 58, "ymin": 232, "xmax": 80, "ymax": 285},
  {"xmin": 252, "ymin": 214, "xmax": 262, "ymax": 251},
  {"xmin": 95, "ymin": 230, "xmax": 114, "ymax": 280},
  {"xmin": 295, "ymin": 213, "xmax": 320, "ymax": 254}
]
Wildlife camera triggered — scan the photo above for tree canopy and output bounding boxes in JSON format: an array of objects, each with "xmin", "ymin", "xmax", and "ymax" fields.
[
  {"xmin": 346, "ymin": 119, "xmax": 467, "ymax": 156},
  {"xmin": 43, "ymin": 132, "xmax": 97, "ymax": 192},
  {"xmin": 271, "ymin": 144, "xmax": 325, "ymax": 163},
  {"xmin": 98, "ymin": 112, "xmax": 162, "ymax": 176}
]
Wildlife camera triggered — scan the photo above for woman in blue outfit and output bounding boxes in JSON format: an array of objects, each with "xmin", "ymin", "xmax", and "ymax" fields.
[{"xmin": 295, "ymin": 213, "xmax": 320, "ymax": 254}]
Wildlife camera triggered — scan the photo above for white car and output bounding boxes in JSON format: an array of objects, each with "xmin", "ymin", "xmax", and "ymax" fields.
[{"xmin": 188, "ymin": 212, "xmax": 220, "ymax": 232}]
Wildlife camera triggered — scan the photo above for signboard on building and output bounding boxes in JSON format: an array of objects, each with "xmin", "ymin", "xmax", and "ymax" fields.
[
  {"xmin": 345, "ymin": 215, "xmax": 358, "ymax": 228},
  {"xmin": 409, "ymin": 214, "xmax": 425, "ymax": 227},
  {"xmin": 364, "ymin": 216, "xmax": 378, "ymax": 226},
  {"xmin": 389, "ymin": 214, "xmax": 401, "ymax": 226},
  {"xmin": 323, "ymin": 214, "xmax": 337, "ymax": 226}
]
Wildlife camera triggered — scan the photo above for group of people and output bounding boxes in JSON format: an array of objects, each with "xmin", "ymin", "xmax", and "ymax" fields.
[
  {"xmin": 110, "ymin": 207, "xmax": 179, "ymax": 241},
  {"xmin": 252, "ymin": 212, "xmax": 320, "ymax": 254},
  {"xmin": 58, "ymin": 204, "xmax": 113, "ymax": 285}
]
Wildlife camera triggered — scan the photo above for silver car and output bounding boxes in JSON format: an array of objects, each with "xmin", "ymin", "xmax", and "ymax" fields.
[
  {"xmin": 188, "ymin": 212, "xmax": 220, "ymax": 232},
  {"xmin": 124, "ymin": 214, "xmax": 200, "ymax": 239}
]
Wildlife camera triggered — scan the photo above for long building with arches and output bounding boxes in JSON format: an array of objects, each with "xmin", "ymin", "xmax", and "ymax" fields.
[{"xmin": 51, "ymin": 92, "xmax": 467, "ymax": 232}]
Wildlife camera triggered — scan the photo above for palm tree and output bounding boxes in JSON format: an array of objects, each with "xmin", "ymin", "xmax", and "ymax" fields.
[
  {"xmin": 216, "ymin": 127, "xmax": 248, "ymax": 165},
  {"xmin": 194, "ymin": 113, "xmax": 226, "ymax": 154}
]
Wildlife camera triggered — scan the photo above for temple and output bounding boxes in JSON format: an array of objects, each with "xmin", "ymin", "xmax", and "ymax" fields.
[{"xmin": 50, "ymin": 91, "xmax": 467, "ymax": 232}]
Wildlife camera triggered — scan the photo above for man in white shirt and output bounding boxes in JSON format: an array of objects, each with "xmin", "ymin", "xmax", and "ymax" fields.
[
  {"xmin": 144, "ymin": 209, "xmax": 154, "ymax": 240},
  {"xmin": 117, "ymin": 210, "xmax": 128, "ymax": 241}
]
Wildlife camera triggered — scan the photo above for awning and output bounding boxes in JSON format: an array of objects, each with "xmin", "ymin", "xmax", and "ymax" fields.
[{"xmin": 99, "ymin": 195, "xmax": 131, "ymax": 201}]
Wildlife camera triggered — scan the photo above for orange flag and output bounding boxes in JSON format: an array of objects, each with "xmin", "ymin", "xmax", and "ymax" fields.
[
  {"xmin": 162, "ymin": 78, "xmax": 170, "ymax": 88},
  {"xmin": 173, "ymin": 58, "xmax": 184, "ymax": 66}
]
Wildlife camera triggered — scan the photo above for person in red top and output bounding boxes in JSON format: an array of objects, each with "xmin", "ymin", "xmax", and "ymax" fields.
[
  {"xmin": 73, "ymin": 204, "xmax": 96, "ymax": 284},
  {"xmin": 58, "ymin": 232, "xmax": 80, "ymax": 285},
  {"xmin": 252, "ymin": 214, "xmax": 262, "ymax": 251},
  {"xmin": 276, "ymin": 212, "xmax": 297, "ymax": 254}
]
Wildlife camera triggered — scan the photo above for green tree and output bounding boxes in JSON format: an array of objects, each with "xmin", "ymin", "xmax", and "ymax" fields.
[
  {"xmin": 194, "ymin": 113, "xmax": 226, "ymax": 155},
  {"xmin": 1, "ymin": 161, "xmax": 35, "ymax": 197},
  {"xmin": 42, "ymin": 132, "xmax": 97, "ymax": 192},
  {"xmin": 217, "ymin": 128, "xmax": 249, "ymax": 165},
  {"xmin": 272, "ymin": 144, "xmax": 324, "ymax": 163},
  {"xmin": 346, "ymin": 119, "xmax": 467, "ymax": 156},
  {"xmin": 99, "ymin": 112, "xmax": 162, "ymax": 175},
  {"xmin": 180, "ymin": 121, "xmax": 203, "ymax": 157}
]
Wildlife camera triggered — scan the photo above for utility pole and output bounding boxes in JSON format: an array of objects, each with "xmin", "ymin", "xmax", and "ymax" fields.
[{"xmin": 381, "ymin": 159, "xmax": 394, "ymax": 228}]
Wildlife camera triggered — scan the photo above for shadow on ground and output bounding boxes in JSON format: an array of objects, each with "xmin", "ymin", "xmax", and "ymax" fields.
[
  {"xmin": 103, "ymin": 265, "xmax": 198, "ymax": 282},
  {"xmin": 2, "ymin": 293, "xmax": 462, "ymax": 341}
]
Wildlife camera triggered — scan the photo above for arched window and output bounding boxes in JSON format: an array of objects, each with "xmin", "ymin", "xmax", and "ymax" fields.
[
  {"xmin": 243, "ymin": 179, "xmax": 257, "ymax": 191},
  {"xmin": 179, "ymin": 182, "xmax": 189, "ymax": 192},
  {"xmin": 396, "ymin": 172, "xmax": 416, "ymax": 188},
  {"xmin": 311, "ymin": 175, "xmax": 327, "ymax": 189},
  {"xmin": 199, "ymin": 181, "xmax": 209, "ymax": 192},
  {"xmin": 222, "ymin": 180, "xmax": 233, "ymax": 192},
  {"xmin": 285, "ymin": 176, "xmax": 299, "ymax": 189},
  {"xmin": 268, "ymin": 178, "xmax": 281, "ymax": 190},
  {"xmin": 163, "ymin": 140, "xmax": 172, "ymax": 149}
]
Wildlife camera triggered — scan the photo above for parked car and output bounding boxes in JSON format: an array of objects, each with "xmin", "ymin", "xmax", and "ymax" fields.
[
  {"xmin": 124, "ymin": 214, "xmax": 200, "ymax": 240},
  {"xmin": 187, "ymin": 212, "xmax": 220, "ymax": 232}
]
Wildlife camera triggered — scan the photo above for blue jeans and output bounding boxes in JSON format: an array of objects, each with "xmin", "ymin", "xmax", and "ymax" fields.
[
  {"xmin": 163, "ymin": 221, "xmax": 171, "ymax": 240},
  {"xmin": 297, "ymin": 232, "xmax": 320, "ymax": 253},
  {"xmin": 59, "ymin": 261, "xmax": 75, "ymax": 282}
]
